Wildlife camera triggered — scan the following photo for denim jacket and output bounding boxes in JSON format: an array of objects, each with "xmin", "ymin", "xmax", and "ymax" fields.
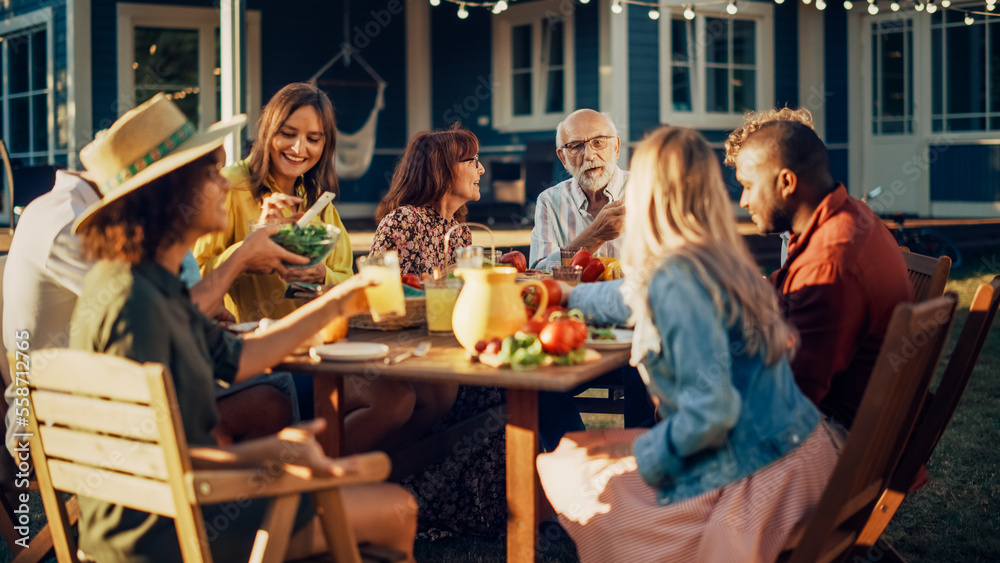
[{"xmin": 569, "ymin": 263, "xmax": 820, "ymax": 505}]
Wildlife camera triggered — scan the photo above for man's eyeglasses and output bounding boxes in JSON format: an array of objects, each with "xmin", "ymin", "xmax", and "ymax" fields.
[
  {"xmin": 561, "ymin": 136, "xmax": 614, "ymax": 156},
  {"xmin": 461, "ymin": 155, "xmax": 481, "ymax": 166}
]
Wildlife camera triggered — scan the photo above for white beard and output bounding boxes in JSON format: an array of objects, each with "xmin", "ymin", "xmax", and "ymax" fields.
[{"xmin": 572, "ymin": 159, "xmax": 612, "ymax": 191}]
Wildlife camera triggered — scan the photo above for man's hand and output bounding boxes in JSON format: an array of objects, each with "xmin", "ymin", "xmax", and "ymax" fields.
[
  {"xmin": 235, "ymin": 223, "xmax": 310, "ymax": 275},
  {"xmin": 589, "ymin": 199, "xmax": 626, "ymax": 242},
  {"xmin": 571, "ymin": 199, "xmax": 626, "ymax": 253}
]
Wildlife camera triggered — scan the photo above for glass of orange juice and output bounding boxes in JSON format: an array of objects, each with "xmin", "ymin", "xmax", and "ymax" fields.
[
  {"xmin": 356, "ymin": 251, "xmax": 406, "ymax": 322},
  {"xmin": 425, "ymin": 277, "xmax": 462, "ymax": 332}
]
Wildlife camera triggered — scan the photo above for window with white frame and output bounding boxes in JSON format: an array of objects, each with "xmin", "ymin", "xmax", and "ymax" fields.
[
  {"xmin": 871, "ymin": 18, "xmax": 914, "ymax": 136},
  {"xmin": 659, "ymin": 3, "xmax": 773, "ymax": 129},
  {"xmin": 931, "ymin": 9, "xmax": 999, "ymax": 132},
  {"xmin": 493, "ymin": 0, "xmax": 575, "ymax": 131},
  {"xmin": 0, "ymin": 7, "xmax": 61, "ymax": 167},
  {"xmin": 117, "ymin": 3, "xmax": 261, "ymax": 134}
]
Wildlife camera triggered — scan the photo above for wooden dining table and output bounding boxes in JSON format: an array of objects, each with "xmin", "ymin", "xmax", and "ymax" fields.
[{"xmin": 276, "ymin": 326, "xmax": 630, "ymax": 563}]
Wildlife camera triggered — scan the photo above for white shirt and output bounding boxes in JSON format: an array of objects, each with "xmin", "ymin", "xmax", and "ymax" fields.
[
  {"xmin": 528, "ymin": 166, "xmax": 628, "ymax": 270},
  {"xmin": 3, "ymin": 171, "xmax": 100, "ymax": 352}
]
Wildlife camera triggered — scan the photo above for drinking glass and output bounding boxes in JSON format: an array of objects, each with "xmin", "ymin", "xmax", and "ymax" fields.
[
  {"xmin": 356, "ymin": 251, "xmax": 406, "ymax": 322},
  {"xmin": 455, "ymin": 245, "xmax": 484, "ymax": 269},
  {"xmin": 552, "ymin": 265, "xmax": 583, "ymax": 287},
  {"xmin": 424, "ymin": 277, "xmax": 463, "ymax": 332},
  {"xmin": 560, "ymin": 246, "xmax": 584, "ymax": 267}
]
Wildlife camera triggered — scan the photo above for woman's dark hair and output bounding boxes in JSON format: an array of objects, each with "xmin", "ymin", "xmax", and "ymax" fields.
[
  {"xmin": 79, "ymin": 152, "xmax": 217, "ymax": 264},
  {"xmin": 375, "ymin": 124, "xmax": 478, "ymax": 223},
  {"xmin": 247, "ymin": 82, "xmax": 338, "ymax": 206}
]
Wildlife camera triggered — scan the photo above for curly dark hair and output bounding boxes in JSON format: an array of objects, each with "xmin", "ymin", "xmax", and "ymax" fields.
[
  {"xmin": 79, "ymin": 152, "xmax": 218, "ymax": 264},
  {"xmin": 723, "ymin": 107, "xmax": 814, "ymax": 168}
]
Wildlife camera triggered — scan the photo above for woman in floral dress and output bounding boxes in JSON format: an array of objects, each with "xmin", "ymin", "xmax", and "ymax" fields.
[{"xmin": 364, "ymin": 126, "xmax": 508, "ymax": 538}]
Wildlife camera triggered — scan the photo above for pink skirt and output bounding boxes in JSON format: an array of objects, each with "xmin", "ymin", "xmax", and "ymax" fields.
[{"xmin": 536, "ymin": 425, "xmax": 838, "ymax": 563}]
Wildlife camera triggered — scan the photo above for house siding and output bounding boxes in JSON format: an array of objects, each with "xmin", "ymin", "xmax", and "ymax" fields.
[
  {"xmin": 823, "ymin": 6, "xmax": 849, "ymax": 184},
  {"xmin": 627, "ymin": 6, "xmax": 659, "ymax": 143},
  {"xmin": 773, "ymin": 2, "xmax": 798, "ymax": 109},
  {"xmin": 574, "ymin": 1, "xmax": 599, "ymax": 111},
  {"xmin": 930, "ymin": 144, "xmax": 1000, "ymax": 202}
]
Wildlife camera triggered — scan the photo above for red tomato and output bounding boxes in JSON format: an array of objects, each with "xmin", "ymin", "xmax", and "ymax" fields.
[
  {"xmin": 539, "ymin": 321, "xmax": 577, "ymax": 355},
  {"xmin": 540, "ymin": 278, "xmax": 563, "ymax": 307},
  {"xmin": 539, "ymin": 317, "xmax": 588, "ymax": 355},
  {"xmin": 401, "ymin": 273, "xmax": 423, "ymax": 289},
  {"xmin": 521, "ymin": 318, "xmax": 548, "ymax": 335}
]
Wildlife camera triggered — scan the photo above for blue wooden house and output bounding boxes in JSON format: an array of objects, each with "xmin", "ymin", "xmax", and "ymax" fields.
[{"xmin": 1, "ymin": 0, "xmax": 997, "ymax": 226}]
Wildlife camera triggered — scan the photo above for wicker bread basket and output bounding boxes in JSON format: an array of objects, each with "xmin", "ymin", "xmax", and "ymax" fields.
[{"xmin": 349, "ymin": 297, "xmax": 427, "ymax": 331}]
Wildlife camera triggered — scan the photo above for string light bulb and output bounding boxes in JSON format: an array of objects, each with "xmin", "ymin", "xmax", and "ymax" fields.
[
  {"xmin": 989, "ymin": 3, "xmax": 996, "ymax": 11},
  {"xmin": 727, "ymin": 0, "xmax": 739, "ymax": 14},
  {"xmin": 868, "ymin": 0, "xmax": 879, "ymax": 14},
  {"xmin": 816, "ymin": 0, "xmax": 827, "ymax": 9},
  {"xmin": 579, "ymin": 0, "xmax": 590, "ymax": 4},
  {"xmin": 803, "ymin": 0, "xmax": 812, "ymax": 5},
  {"xmin": 941, "ymin": 0, "xmax": 951, "ymax": 6},
  {"xmin": 844, "ymin": 0, "xmax": 853, "ymax": 8},
  {"xmin": 926, "ymin": 0, "xmax": 938, "ymax": 13},
  {"xmin": 964, "ymin": 13, "xmax": 974, "ymax": 24},
  {"xmin": 649, "ymin": 8, "xmax": 660, "ymax": 19},
  {"xmin": 496, "ymin": 0, "xmax": 508, "ymax": 11},
  {"xmin": 684, "ymin": 5, "xmax": 696, "ymax": 19},
  {"xmin": 914, "ymin": 1, "xmax": 924, "ymax": 10},
  {"xmin": 775, "ymin": 0, "xmax": 785, "ymax": 3},
  {"xmin": 457, "ymin": 2, "xmax": 468, "ymax": 19},
  {"xmin": 429, "ymin": 0, "xmax": 440, "ymax": 6},
  {"xmin": 612, "ymin": 0, "xmax": 623, "ymax": 14},
  {"xmin": 890, "ymin": 1, "xmax": 900, "ymax": 10}
]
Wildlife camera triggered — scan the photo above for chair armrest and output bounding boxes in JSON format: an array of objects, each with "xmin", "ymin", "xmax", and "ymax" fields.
[{"xmin": 188, "ymin": 451, "xmax": 391, "ymax": 504}]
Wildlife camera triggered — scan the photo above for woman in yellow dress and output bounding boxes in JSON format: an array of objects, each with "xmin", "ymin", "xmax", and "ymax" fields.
[{"xmin": 194, "ymin": 82, "xmax": 353, "ymax": 323}]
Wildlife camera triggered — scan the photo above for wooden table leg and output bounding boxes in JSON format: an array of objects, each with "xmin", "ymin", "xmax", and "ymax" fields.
[
  {"xmin": 507, "ymin": 388, "xmax": 540, "ymax": 563},
  {"xmin": 312, "ymin": 374, "xmax": 345, "ymax": 457}
]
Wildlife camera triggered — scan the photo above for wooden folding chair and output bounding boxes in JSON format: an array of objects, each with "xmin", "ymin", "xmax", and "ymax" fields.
[
  {"xmin": 852, "ymin": 275, "xmax": 1000, "ymax": 557},
  {"xmin": 779, "ymin": 293, "xmax": 958, "ymax": 563},
  {"xmin": 0, "ymin": 255, "xmax": 81, "ymax": 563},
  {"xmin": 901, "ymin": 249, "xmax": 951, "ymax": 302},
  {"xmin": 25, "ymin": 349, "xmax": 394, "ymax": 563}
]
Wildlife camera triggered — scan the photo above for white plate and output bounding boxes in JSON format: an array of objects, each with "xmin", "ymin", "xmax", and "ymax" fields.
[
  {"xmin": 586, "ymin": 329, "xmax": 634, "ymax": 350},
  {"xmin": 309, "ymin": 342, "xmax": 390, "ymax": 362},
  {"xmin": 227, "ymin": 321, "xmax": 260, "ymax": 334}
]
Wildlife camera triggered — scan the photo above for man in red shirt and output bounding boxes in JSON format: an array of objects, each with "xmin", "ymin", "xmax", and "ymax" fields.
[{"xmin": 728, "ymin": 118, "xmax": 913, "ymax": 428}]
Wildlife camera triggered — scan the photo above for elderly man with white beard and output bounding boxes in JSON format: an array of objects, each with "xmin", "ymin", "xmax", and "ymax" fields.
[
  {"xmin": 530, "ymin": 111, "xmax": 653, "ymax": 448},
  {"xmin": 529, "ymin": 109, "xmax": 628, "ymax": 270}
]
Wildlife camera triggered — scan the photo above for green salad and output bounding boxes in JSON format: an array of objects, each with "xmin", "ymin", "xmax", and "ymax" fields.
[{"xmin": 270, "ymin": 224, "xmax": 336, "ymax": 265}]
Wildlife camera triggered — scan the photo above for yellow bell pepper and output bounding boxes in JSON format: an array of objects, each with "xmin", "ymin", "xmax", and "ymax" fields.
[{"xmin": 595, "ymin": 257, "xmax": 622, "ymax": 281}]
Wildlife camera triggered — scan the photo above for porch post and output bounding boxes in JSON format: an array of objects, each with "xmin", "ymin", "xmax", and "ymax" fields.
[
  {"xmin": 406, "ymin": 0, "xmax": 432, "ymax": 136},
  {"xmin": 220, "ymin": 0, "xmax": 246, "ymax": 165}
]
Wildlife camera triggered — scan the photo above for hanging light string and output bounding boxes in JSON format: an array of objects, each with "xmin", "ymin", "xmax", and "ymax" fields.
[{"xmin": 430, "ymin": 0, "xmax": 997, "ymax": 24}]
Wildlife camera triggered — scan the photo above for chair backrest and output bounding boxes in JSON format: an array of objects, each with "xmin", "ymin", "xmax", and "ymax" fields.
[
  {"xmin": 902, "ymin": 250, "xmax": 951, "ymax": 302},
  {"xmin": 888, "ymin": 275, "xmax": 1000, "ymax": 492},
  {"xmin": 786, "ymin": 293, "xmax": 958, "ymax": 563},
  {"xmin": 26, "ymin": 349, "xmax": 213, "ymax": 562}
]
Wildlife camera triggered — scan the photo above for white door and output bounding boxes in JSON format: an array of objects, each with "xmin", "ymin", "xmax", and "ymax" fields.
[{"xmin": 860, "ymin": 14, "xmax": 928, "ymax": 216}]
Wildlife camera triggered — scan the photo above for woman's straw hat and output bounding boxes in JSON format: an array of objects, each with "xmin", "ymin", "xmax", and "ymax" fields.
[{"xmin": 73, "ymin": 93, "xmax": 246, "ymax": 233}]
